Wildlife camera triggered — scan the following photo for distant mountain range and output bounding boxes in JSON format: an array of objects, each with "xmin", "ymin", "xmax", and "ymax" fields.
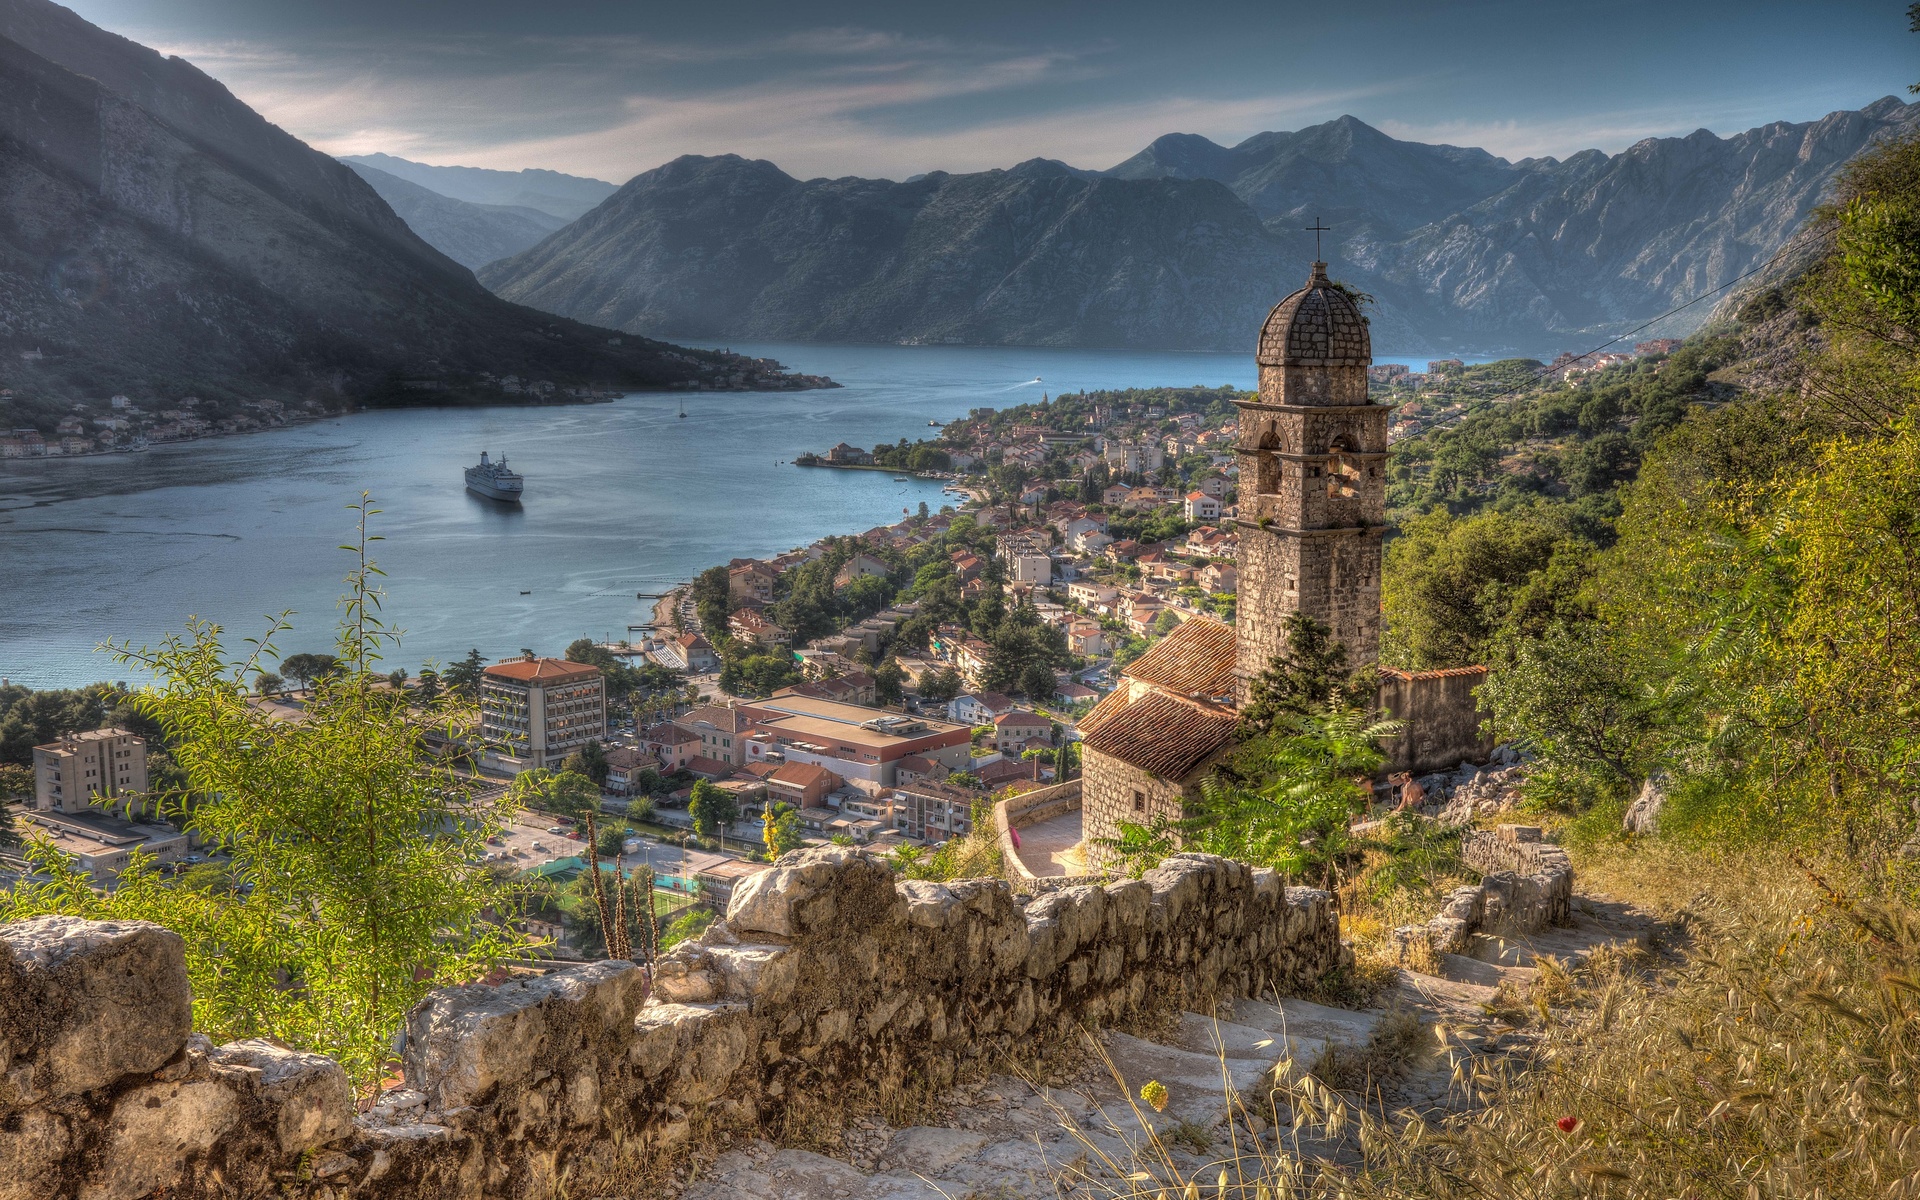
[
  {"xmin": 476, "ymin": 102, "xmax": 1919, "ymax": 355},
  {"xmin": 338, "ymin": 154, "xmax": 617, "ymax": 222},
  {"xmin": 342, "ymin": 161, "xmax": 570, "ymax": 269},
  {"xmin": 0, "ymin": 0, "xmax": 761, "ymax": 411}
]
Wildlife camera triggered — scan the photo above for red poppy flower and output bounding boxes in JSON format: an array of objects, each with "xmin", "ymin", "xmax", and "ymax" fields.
[{"xmin": 1556, "ymin": 1116, "xmax": 1579, "ymax": 1133}]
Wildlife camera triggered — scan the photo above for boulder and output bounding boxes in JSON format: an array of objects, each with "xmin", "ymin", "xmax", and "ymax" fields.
[
  {"xmin": 0, "ymin": 916, "xmax": 192, "ymax": 1107},
  {"xmin": 208, "ymin": 1039, "xmax": 354, "ymax": 1154},
  {"xmin": 403, "ymin": 959, "xmax": 644, "ymax": 1112},
  {"xmin": 1624, "ymin": 773, "xmax": 1667, "ymax": 835},
  {"xmin": 726, "ymin": 844, "xmax": 894, "ymax": 939},
  {"xmin": 83, "ymin": 1077, "xmax": 239, "ymax": 1200}
]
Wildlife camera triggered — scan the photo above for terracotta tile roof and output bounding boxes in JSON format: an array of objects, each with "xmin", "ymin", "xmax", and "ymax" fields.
[
  {"xmin": 977, "ymin": 758, "xmax": 1043, "ymax": 785},
  {"xmin": 994, "ymin": 710, "xmax": 1051, "ymax": 728},
  {"xmin": 641, "ymin": 723, "xmax": 700, "ymax": 747},
  {"xmin": 679, "ymin": 705, "xmax": 750, "ymax": 733},
  {"xmin": 483, "ymin": 657, "xmax": 600, "ymax": 683},
  {"xmin": 769, "ymin": 762, "xmax": 836, "ymax": 790},
  {"xmin": 1378, "ymin": 665, "xmax": 1489, "ymax": 680},
  {"xmin": 1079, "ymin": 691, "xmax": 1237, "ymax": 782},
  {"xmin": 684, "ymin": 756, "xmax": 735, "ymax": 778},
  {"xmin": 1075, "ymin": 684, "xmax": 1135, "ymax": 736},
  {"xmin": 1121, "ymin": 617, "xmax": 1237, "ymax": 698}
]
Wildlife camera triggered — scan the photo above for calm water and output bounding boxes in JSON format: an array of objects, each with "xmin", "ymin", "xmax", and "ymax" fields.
[{"xmin": 0, "ymin": 342, "xmax": 1470, "ymax": 688}]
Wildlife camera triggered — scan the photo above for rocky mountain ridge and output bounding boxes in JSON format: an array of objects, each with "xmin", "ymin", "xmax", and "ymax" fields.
[{"xmin": 482, "ymin": 101, "xmax": 1919, "ymax": 354}]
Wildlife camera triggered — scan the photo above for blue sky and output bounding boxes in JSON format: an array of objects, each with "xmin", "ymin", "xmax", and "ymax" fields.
[{"xmin": 63, "ymin": 0, "xmax": 1918, "ymax": 182}]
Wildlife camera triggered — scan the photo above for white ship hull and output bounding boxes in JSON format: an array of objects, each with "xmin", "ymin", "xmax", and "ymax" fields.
[
  {"xmin": 465, "ymin": 476, "xmax": 523, "ymax": 502},
  {"xmin": 465, "ymin": 451, "xmax": 524, "ymax": 502}
]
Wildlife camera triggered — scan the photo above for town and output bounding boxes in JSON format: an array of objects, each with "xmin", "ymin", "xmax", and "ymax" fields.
[{"xmin": 4, "ymin": 335, "xmax": 1692, "ymax": 955}]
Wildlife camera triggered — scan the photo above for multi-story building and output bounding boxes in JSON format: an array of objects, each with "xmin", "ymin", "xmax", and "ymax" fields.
[
  {"xmin": 996, "ymin": 533, "xmax": 1052, "ymax": 585},
  {"xmin": 33, "ymin": 728, "xmax": 150, "ymax": 817},
  {"xmin": 728, "ymin": 561, "xmax": 777, "ymax": 605},
  {"xmin": 891, "ymin": 780, "xmax": 980, "ymax": 842},
  {"xmin": 480, "ymin": 657, "xmax": 607, "ymax": 772},
  {"xmin": 674, "ymin": 704, "xmax": 754, "ymax": 766}
]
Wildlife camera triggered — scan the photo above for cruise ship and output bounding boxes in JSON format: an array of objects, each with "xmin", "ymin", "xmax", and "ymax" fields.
[{"xmin": 464, "ymin": 451, "xmax": 524, "ymax": 502}]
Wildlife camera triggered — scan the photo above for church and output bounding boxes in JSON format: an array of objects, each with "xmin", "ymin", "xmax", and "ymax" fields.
[{"xmin": 1078, "ymin": 260, "xmax": 1491, "ymax": 856}]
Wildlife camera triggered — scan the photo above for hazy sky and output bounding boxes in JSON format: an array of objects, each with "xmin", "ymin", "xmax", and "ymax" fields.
[{"xmin": 61, "ymin": 0, "xmax": 1918, "ymax": 183}]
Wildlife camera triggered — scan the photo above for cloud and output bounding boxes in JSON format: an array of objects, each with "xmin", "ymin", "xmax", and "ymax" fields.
[
  {"xmin": 143, "ymin": 25, "xmax": 1412, "ymax": 180},
  {"xmin": 134, "ymin": 17, "xmax": 1884, "ymax": 184}
]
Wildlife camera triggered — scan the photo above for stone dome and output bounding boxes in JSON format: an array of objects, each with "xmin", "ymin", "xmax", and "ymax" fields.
[{"xmin": 1256, "ymin": 262, "xmax": 1370, "ymax": 367}]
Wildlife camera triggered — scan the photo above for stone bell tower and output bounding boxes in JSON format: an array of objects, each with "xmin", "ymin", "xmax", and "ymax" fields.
[{"xmin": 1233, "ymin": 261, "xmax": 1388, "ymax": 696}]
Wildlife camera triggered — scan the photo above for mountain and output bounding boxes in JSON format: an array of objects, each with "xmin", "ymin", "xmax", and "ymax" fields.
[
  {"xmin": 0, "ymin": 0, "xmax": 788, "ymax": 413},
  {"xmin": 1109, "ymin": 116, "xmax": 1524, "ymax": 237},
  {"xmin": 484, "ymin": 103, "xmax": 1920, "ymax": 354},
  {"xmin": 339, "ymin": 153, "xmax": 617, "ymax": 221},
  {"xmin": 480, "ymin": 156, "xmax": 1310, "ymax": 350},
  {"xmin": 342, "ymin": 161, "xmax": 568, "ymax": 269}
]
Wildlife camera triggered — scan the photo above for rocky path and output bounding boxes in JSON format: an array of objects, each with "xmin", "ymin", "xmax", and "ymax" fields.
[{"xmin": 676, "ymin": 892, "xmax": 1661, "ymax": 1200}]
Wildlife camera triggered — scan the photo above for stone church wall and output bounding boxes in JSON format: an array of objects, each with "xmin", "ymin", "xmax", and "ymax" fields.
[
  {"xmin": 1079, "ymin": 747, "xmax": 1210, "ymax": 869},
  {"xmin": 1, "ymin": 848, "xmax": 1347, "ymax": 1200},
  {"xmin": 1377, "ymin": 666, "xmax": 1493, "ymax": 775},
  {"xmin": 1235, "ymin": 524, "xmax": 1384, "ymax": 688}
]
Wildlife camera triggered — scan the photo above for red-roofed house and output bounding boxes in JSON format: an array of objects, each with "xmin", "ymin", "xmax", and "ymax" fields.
[
  {"xmin": 639, "ymin": 722, "xmax": 701, "ymax": 771},
  {"xmin": 833, "ymin": 554, "xmax": 891, "ymax": 590},
  {"xmin": 684, "ymin": 756, "xmax": 735, "ymax": 780},
  {"xmin": 658, "ymin": 633, "xmax": 718, "ymax": 673},
  {"xmin": 729, "ymin": 608, "xmax": 790, "ymax": 647},
  {"xmin": 1184, "ymin": 490, "xmax": 1221, "ymax": 522},
  {"xmin": 992, "ymin": 710, "xmax": 1053, "ymax": 752},
  {"xmin": 728, "ymin": 561, "xmax": 777, "ymax": 605},
  {"xmin": 765, "ymin": 761, "xmax": 838, "ymax": 809}
]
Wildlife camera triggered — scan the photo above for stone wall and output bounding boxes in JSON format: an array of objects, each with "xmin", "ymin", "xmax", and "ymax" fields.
[
  {"xmin": 1079, "ymin": 747, "xmax": 1203, "ymax": 870},
  {"xmin": 2, "ymin": 847, "xmax": 1348, "ymax": 1200},
  {"xmin": 1376, "ymin": 666, "xmax": 1494, "ymax": 776},
  {"xmin": 993, "ymin": 779, "xmax": 1082, "ymax": 886},
  {"xmin": 1233, "ymin": 522, "xmax": 1385, "ymax": 692},
  {"xmin": 1392, "ymin": 824, "xmax": 1573, "ymax": 959}
]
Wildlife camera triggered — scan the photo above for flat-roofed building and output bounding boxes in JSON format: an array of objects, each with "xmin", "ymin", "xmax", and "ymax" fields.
[
  {"xmin": 747, "ymin": 690, "xmax": 972, "ymax": 787},
  {"xmin": 21, "ymin": 810, "xmax": 186, "ymax": 882},
  {"xmin": 481, "ymin": 656, "xmax": 607, "ymax": 772},
  {"xmin": 33, "ymin": 728, "xmax": 150, "ymax": 818},
  {"xmin": 891, "ymin": 780, "xmax": 981, "ymax": 842}
]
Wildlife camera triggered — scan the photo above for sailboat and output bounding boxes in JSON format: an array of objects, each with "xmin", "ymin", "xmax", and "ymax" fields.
[{"xmin": 678, "ymin": 397, "xmax": 687, "ymax": 418}]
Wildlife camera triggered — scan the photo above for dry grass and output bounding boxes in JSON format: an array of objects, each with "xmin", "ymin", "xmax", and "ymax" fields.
[
  {"xmin": 1306, "ymin": 1004, "xmax": 1434, "ymax": 1094},
  {"xmin": 1040, "ymin": 847, "xmax": 1920, "ymax": 1200}
]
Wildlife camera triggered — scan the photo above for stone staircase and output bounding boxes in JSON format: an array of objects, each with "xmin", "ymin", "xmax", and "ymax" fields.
[{"xmin": 681, "ymin": 893, "xmax": 1659, "ymax": 1200}]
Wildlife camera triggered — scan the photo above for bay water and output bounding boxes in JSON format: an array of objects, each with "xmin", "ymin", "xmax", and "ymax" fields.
[{"xmin": 0, "ymin": 342, "xmax": 1464, "ymax": 687}]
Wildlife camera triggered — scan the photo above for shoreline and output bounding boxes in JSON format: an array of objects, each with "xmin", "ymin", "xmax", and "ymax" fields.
[{"xmin": 0, "ymin": 383, "xmax": 848, "ymax": 466}]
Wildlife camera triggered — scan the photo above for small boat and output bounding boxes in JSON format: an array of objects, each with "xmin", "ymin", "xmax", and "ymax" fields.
[
  {"xmin": 519, "ymin": 589, "xmax": 531, "ymax": 595},
  {"xmin": 892, "ymin": 476, "xmax": 910, "ymax": 482},
  {"xmin": 678, "ymin": 398, "xmax": 687, "ymax": 418}
]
